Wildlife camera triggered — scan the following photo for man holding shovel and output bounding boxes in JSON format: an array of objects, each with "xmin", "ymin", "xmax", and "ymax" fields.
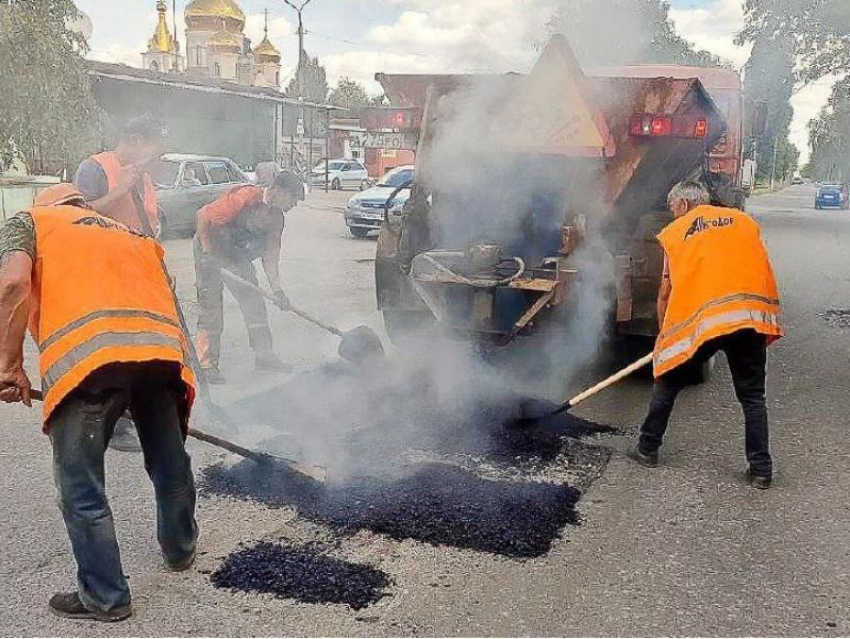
[
  {"xmin": 194, "ymin": 170, "xmax": 304, "ymax": 384},
  {"xmin": 0, "ymin": 184, "xmax": 198, "ymax": 622},
  {"xmin": 632, "ymin": 181, "xmax": 783, "ymax": 488},
  {"xmin": 74, "ymin": 114, "xmax": 167, "ymax": 451}
]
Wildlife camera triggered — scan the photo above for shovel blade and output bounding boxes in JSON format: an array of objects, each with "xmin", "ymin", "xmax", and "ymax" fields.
[{"xmin": 338, "ymin": 325, "xmax": 385, "ymax": 365}]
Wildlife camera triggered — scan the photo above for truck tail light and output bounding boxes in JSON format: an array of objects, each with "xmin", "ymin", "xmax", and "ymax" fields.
[
  {"xmin": 629, "ymin": 115, "xmax": 673, "ymax": 137},
  {"xmin": 629, "ymin": 114, "xmax": 710, "ymax": 139}
]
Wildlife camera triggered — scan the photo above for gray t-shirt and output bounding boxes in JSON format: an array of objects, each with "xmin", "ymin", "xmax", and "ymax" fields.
[
  {"xmin": 0, "ymin": 212, "xmax": 36, "ymax": 261},
  {"xmin": 73, "ymin": 159, "xmax": 109, "ymax": 202}
]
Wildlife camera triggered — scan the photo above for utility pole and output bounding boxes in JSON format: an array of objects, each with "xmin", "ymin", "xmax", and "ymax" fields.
[
  {"xmin": 770, "ymin": 138, "xmax": 779, "ymax": 190},
  {"xmin": 172, "ymin": 0, "xmax": 179, "ymax": 72},
  {"xmin": 282, "ymin": 0, "xmax": 315, "ymax": 97}
]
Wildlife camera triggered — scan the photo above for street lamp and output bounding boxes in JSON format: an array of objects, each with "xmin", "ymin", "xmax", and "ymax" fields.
[{"xmin": 281, "ymin": 0, "xmax": 315, "ymax": 97}]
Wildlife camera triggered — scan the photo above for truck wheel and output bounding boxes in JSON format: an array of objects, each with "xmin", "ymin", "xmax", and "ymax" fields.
[
  {"xmin": 349, "ymin": 227, "xmax": 370, "ymax": 239},
  {"xmin": 332, "ymin": 178, "xmax": 341, "ymax": 190}
]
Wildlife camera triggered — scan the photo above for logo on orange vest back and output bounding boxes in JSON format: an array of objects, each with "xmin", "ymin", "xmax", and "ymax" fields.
[
  {"xmin": 73, "ymin": 215, "xmax": 146, "ymax": 238},
  {"xmin": 683, "ymin": 215, "xmax": 734, "ymax": 240}
]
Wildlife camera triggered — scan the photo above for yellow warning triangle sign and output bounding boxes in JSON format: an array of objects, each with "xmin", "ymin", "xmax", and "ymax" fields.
[{"xmin": 495, "ymin": 35, "xmax": 615, "ymax": 157}]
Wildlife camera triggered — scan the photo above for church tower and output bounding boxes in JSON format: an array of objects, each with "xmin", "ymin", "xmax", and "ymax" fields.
[
  {"xmin": 184, "ymin": 0, "xmax": 246, "ymax": 79},
  {"xmin": 142, "ymin": 0, "xmax": 184, "ymax": 73}
]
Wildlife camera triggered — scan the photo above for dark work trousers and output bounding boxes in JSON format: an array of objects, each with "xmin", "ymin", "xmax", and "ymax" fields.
[
  {"xmin": 193, "ymin": 238, "xmax": 273, "ymax": 369},
  {"xmin": 47, "ymin": 361, "xmax": 198, "ymax": 616},
  {"xmin": 639, "ymin": 328, "xmax": 772, "ymax": 476}
]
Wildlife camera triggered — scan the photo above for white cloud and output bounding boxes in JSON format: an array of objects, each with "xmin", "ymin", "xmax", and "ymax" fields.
[
  {"xmin": 90, "ymin": 41, "xmax": 149, "ymax": 67},
  {"xmin": 790, "ymin": 76, "xmax": 842, "ymax": 163},
  {"xmin": 669, "ymin": 0, "xmax": 750, "ymax": 68},
  {"xmin": 244, "ymin": 14, "xmax": 293, "ymax": 43}
]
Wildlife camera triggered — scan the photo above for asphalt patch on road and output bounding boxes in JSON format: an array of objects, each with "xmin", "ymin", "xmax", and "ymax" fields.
[
  {"xmin": 823, "ymin": 309, "xmax": 850, "ymax": 328},
  {"xmin": 211, "ymin": 541, "xmax": 390, "ymax": 610},
  {"xmin": 200, "ymin": 462, "xmax": 581, "ymax": 558}
]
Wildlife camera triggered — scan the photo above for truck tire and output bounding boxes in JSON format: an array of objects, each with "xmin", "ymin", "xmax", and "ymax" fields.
[
  {"xmin": 332, "ymin": 178, "xmax": 341, "ymax": 190},
  {"xmin": 692, "ymin": 354, "xmax": 717, "ymax": 384}
]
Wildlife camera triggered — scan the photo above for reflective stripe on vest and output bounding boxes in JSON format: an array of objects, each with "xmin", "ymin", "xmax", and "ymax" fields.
[
  {"xmin": 658, "ymin": 292, "xmax": 781, "ymax": 342},
  {"xmin": 654, "ymin": 307, "xmax": 781, "ymax": 370},
  {"xmin": 42, "ymin": 331, "xmax": 183, "ymax": 394},
  {"xmin": 39, "ymin": 309, "xmax": 181, "ymax": 353}
]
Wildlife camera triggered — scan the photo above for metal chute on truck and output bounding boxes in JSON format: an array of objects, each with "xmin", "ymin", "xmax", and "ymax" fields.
[{"xmin": 373, "ymin": 35, "xmax": 736, "ymax": 361}]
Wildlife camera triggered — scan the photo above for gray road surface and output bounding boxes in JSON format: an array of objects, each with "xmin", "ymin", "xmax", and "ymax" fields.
[{"xmin": 0, "ymin": 185, "xmax": 847, "ymax": 636}]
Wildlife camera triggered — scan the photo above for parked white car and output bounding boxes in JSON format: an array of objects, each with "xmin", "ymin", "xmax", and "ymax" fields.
[
  {"xmin": 345, "ymin": 165, "xmax": 415, "ymax": 238},
  {"xmin": 310, "ymin": 159, "xmax": 369, "ymax": 191}
]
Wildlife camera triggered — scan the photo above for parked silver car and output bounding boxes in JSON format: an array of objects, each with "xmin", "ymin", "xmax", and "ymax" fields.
[{"xmin": 151, "ymin": 154, "xmax": 250, "ymax": 237}]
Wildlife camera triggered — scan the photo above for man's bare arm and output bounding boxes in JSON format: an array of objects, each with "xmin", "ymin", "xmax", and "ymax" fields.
[
  {"xmin": 0, "ymin": 252, "xmax": 33, "ymax": 405},
  {"xmin": 88, "ymin": 165, "xmax": 140, "ymax": 215},
  {"xmin": 262, "ymin": 215, "xmax": 285, "ymax": 292}
]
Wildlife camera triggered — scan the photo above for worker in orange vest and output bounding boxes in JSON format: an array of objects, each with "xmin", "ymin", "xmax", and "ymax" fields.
[
  {"xmin": 0, "ymin": 184, "xmax": 197, "ymax": 622},
  {"xmin": 73, "ymin": 114, "xmax": 164, "ymax": 237},
  {"xmin": 74, "ymin": 114, "xmax": 166, "ymax": 452},
  {"xmin": 194, "ymin": 170, "xmax": 304, "ymax": 384},
  {"xmin": 632, "ymin": 181, "xmax": 783, "ymax": 489}
]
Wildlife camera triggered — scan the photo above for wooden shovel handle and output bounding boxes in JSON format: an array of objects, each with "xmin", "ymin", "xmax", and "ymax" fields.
[{"xmin": 567, "ymin": 353, "xmax": 653, "ymax": 408}]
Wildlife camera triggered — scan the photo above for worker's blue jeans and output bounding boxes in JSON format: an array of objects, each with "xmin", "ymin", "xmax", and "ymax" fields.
[
  {"xmin": 48, "ymin": 362, "xmax": 197, "ymax": 616},
  {"xmin": 639, "ymin": 329, "xmax": 772, "ymax": 476}
]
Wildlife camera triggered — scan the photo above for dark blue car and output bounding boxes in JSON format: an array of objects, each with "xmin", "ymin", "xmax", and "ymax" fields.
[{"xmin": 815, "ymin": 184, "xmax": 849, "ymax": 210}]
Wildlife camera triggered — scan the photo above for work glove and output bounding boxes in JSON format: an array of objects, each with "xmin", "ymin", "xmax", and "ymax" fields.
[{"xmin": 271, "ymin": 288, "xmax": 290, "ymax": 310}]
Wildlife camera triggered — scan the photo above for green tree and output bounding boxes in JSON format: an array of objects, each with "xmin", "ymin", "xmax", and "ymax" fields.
[
  {"xmin": 741, "ymin": 34, "xmax": 796, "ymax": 182},
  {"xmin": 548, "ymin": 0, "xmax": 726, "ymax": 68},
  {"xmin": 0, "ymin": 0, "xmax": 101, "ymax": 174},
  {"xmin": 739, "ymin": 0, "xmax": 850, "ymax": 82},
  {"xmin": 808, "ymin": 78, "xmax": 850, "ymax": 182},
  {"xmin": 284, "ymin": 54, "xmax": 329, "ymax": 103},
  {"xmin": 328, "ymin": 77, "xmax": 369, "ymax": 116}
]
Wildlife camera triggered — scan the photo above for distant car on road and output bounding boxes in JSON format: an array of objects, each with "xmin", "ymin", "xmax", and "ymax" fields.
[
  {"xmin": 815, "ymin": 183, "xmax": 849, "ymax": 210},
  {"xmin": 310, "ymin": 159, "xmax": 369, "ymax": 191},
  {"xmin": 151, "ymin": 154, "xmax": 250, "ymax": 237},
  {"xmin": 791, "ymin": 175, "xmax": 804, "ymax": 185},
  {"xmin": 345, "ymin": 165, "xmax": 414, "ymax": 238}
]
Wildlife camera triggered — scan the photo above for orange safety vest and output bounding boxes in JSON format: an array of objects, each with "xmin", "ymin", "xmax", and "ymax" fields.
[
  {"xmin": 29, "ymin": 205, "xmax": 195, "ymax": 426},
  {"xmin": 90, "ymin": 151, "xmax": 159, "ymax": 237},
  {"xmin": 653, "ymin": 204, "xmax": 783, "ymax": 377}
]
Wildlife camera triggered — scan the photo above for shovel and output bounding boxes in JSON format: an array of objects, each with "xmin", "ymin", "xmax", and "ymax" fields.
[
  {"xmin": 217, "ymin": 267, "xmax": 385, "ymax": 366},
  {"xmin": 513, "ymin": 353, "xmax": 653, "ymax": 427},
  {"xmin": 28, "ymin": 389, "xmax": 327, "ymax": 482}
]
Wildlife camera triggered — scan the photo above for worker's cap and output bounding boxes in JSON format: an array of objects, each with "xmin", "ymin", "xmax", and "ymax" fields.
[
  {"xmin": 34, "ymin": 183, "xmax": 86, "ymax": 207},
  {"xmin": 272, "ymin": 170, "xmax": 306, "ymax": 201},
  {"xmin": 122, "ymin": 114, "xmax": 168, "ymax": 141},
  {"xmin": 255, "ymin": 161, "xmax": 279, "ymax": 187}
]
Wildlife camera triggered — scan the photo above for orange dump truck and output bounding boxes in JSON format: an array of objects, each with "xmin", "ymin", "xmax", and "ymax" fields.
[{"xmin": 374, "ymin": 36, "xmax": 745, "ymax": 360}]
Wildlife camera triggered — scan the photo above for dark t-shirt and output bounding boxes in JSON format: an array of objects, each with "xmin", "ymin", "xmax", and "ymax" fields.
[
  {"xmin": 73, "ymin": 159, "xmax": 109, "ymax": 202},
  {"xmin": 0, "ymin": 212, "xmax": 36, "ymax": 261}
]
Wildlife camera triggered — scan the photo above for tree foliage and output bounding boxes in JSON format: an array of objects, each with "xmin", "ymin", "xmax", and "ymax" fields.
[
  {"xmin": 284, "ymin": 54, "xmax": 329, "ymax": 103},
  {"xmin": 0, "ymin": 0, "xmax": 101, "ymax": 174},
  {"xmin": 742, "ymin": 35, "xmax": 797, "ymax": 181},
  {"xmin": 328, "ymin": 77, "xmax": 369, "ymax": 115},
  {"xmin": 808, "ymin": 78, "xmax": 850, "ymax": 181},
  {"xmin": 549, "ymin": 0, "xmax": 726, "ymax": 68},
  {"xmin": 738, "ymin": 0, "xmax": 850, "ymax": 82}
]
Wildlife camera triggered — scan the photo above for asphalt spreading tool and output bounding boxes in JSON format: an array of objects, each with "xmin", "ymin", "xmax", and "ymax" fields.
[
  {"xmin": 218, "ymin": 267, "xmax": 385, "ymax": 366},
  {"xmin": 513, "ymin": 353, "xmax": 654, "ymax": 427},
  {"xmin": 29, "ymin": 390, "xmax": 327, "ymax": 483}
]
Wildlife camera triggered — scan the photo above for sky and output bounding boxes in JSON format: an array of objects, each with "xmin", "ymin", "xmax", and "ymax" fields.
[{"xmin": 75, "ymin": 0, "xmax": 837, "ymax": 162}]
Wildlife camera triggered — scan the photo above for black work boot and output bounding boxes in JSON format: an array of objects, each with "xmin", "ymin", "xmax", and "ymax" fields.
[
  {"xmin": 201, "ymin": 366, "xmax": 226, "ymax": 385},
  {"xmin": 630, "ymin": 446, "xmax": 659, "ymax": 468},
  {"xmin": 48, "ymin": 592, "xmax": 132, "ymax": 623},
  {"xmin": 746, "ymin": 468, "xmax": 772, "ymax": 490},
  {"xmin": 164, "ymin": 549, "xmax": 196, "ymax": 573},
  {"xmin": 255, "ymin": 353, "xmax": 293, "ymax": 373}
]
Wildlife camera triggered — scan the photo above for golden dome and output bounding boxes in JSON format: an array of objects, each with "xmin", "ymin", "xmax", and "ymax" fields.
[
  {"xmin": 185, "ymin": 0, "xmax": 245, "ymax": 32},
  {"xmin": 208, "ymin": 28, "xmax": 241, "ymax": 51},
  {"xmin": 254, "ymin": 36, "xmax": 280, "ymax": 63},
  {"xmin": 148, "ymin": 0, "xmax": 174, "ymax": 53}
]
